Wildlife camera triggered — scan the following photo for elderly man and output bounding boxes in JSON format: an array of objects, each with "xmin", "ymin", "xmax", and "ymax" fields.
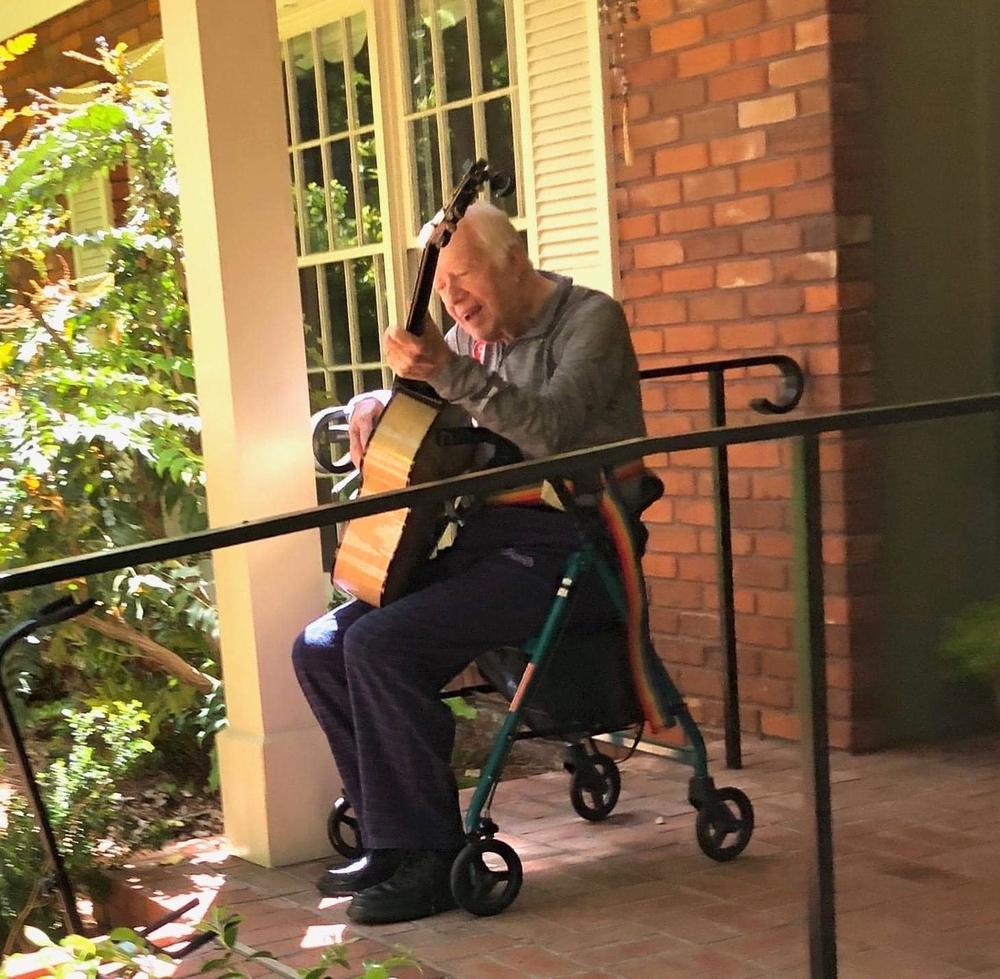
[{"xmin": 292, "ymin": 202, "xmax": 646, "ymax": 925}]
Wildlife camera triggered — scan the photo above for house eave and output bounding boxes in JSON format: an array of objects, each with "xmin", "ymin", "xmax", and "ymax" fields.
[{"xmin": 0, "ymin": 1, "xmax": 87, "ymax": 40}]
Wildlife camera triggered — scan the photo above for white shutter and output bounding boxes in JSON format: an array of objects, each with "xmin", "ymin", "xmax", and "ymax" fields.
[
  {"xmin": 514, "ymin": 0, "xmax": 618, "ymax": 296},
  {"xmin": 66, "ymin": 171, "xmax": 114, "ymax": 288}
]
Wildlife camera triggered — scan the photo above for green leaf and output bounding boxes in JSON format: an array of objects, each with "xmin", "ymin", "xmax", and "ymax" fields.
[
  {"xmin": 60, "ymin": 935, "xmax": 97, "ymax": 957},
  {"xmin": 443, "ymin": 696, "xmax": 477, "ymax": 720},
  {"xmin": 169, "ymin": 455, "xmax": 189, "ymax": 482},
  {"xmin": 221, "ymin": 920, "xmax": 240, "ymax": 949},
  {"xmin": 200, "ymin": 957, "xmax": 234, "ymax": 972},
  {"xmin": 66, "ymin": 102, "xmax": 128, "ymax": 134}
]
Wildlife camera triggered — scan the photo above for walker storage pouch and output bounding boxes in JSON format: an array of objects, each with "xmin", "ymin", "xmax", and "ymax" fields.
[{"xmin": 476, "ymin": 626, "xmax": 643, "ymax": 735}]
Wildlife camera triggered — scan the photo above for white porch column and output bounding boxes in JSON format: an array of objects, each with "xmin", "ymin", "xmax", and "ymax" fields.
[{"xmin": 160, "ymin": 0, "xmax": 334, "ymax": 867}]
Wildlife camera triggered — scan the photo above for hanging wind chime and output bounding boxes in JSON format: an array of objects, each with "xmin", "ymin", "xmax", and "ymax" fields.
[{"xmin": 600, "ymin": 0, "xmax": 641, "ymax": 166}]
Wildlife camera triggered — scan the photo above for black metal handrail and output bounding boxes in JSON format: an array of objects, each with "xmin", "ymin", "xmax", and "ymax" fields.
[
  {"xmin": 4, "ymin": 391, "xmax": 1000, "ymax": 978},
  {"xmin": 1, "ymin": 393, "xmax": 993, "ymax": 595},
  {"xmin": 638, "ymin": 353, "xmax": 804, "ymax": 767},
  {"xmin": 640, "ymin": 353, "xmax": 804, "ymax": 413},
  {"xmin": 235, "ymin": 356, "xmax": 805, "ymax": 771}
]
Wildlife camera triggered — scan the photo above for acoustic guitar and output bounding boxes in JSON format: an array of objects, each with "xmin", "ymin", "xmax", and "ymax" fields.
[{"xmin": 331, "ymin": 160, "xmax": 501, "ymax": 606}]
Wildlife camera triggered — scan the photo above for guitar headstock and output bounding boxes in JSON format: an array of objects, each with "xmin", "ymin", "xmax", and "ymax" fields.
[
  {"xmin": 403, "ymin": 157, "xmax": 513, "ymax": 341},
  {"xmin": 425, "ymin": 159, "xmax": 508, "ymax": 249}
]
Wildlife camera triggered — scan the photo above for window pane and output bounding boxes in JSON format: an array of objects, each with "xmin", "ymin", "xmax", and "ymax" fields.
[
  {"xmin": 329, "ymin": 370, "xmax": 354, "ymax": 404},
  {"xmin": 411, "ymin": 114, "xmax": 441, "ymax": 226},
  {"xmin": 318, "ymin": 22, "xmax": 349, "ymax": 135},
  {"xmin": 350, "ymin": 12, "xmax": 374, "ymax": 126},
  {"xmin": 324, "ymin": 262, "xmax": 351, "ymax": 365},
  {"xmin": 301, "ymin": 146, "xmax": 329, "ymax": 252},
  {"xmin": 478, "ymin": 0, "xmax": 509, "ymax": 91},
  {"xmin": 405, "ymin": 0, "xmax": 436, "ymax": 110},
  {"xmin": 447, "ymin": 105, "xmax": 475, "ymax": 195},
  {"xmin": 358, "ymin": 135, "xmax": 382, "ymax": 244},
  {"xmin": 354, "ymin": 256, "xmax": 382, "ymax": 363},
  {"xmin": 363, "ymin": 369, "xmax": 385, "ymax": 392},
  {"xmin": 308, "ymin": 371, "xmax": 330, "ymax": 413},
  {"xmin": 484, "ymin": 95, "xmax": 516, "ymax": 216},
  {"xmin": 289, "ymin": 33, "xmax": 319, "ymax": 142},
  {"xmin": 327, "ymin": 138, "xmax": 357, "ymax": 247},
  {"xmin": 300, "ymin": 266, "xmax": 324, "ymax": 367},
  {"xmin": 440, "ymin": 2, "xmax": 471, "ymax": 103}
]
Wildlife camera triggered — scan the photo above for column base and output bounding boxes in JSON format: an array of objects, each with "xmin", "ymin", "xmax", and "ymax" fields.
[{"xmin": 216, "ymin": 723, "xmax": 337, "ymax": 867}]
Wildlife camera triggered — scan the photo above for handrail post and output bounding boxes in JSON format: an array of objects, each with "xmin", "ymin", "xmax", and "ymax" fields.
[
  {"xmin": 0, "ymin": 656, "xmax": 84, "ymax": 934},
  {"xmin": 708, "ymin": 370, "xmax": 742, "ymax": 770},
  {"xmin": 791, "ymin": 434, "xmax": 837, "ymax": 978}
]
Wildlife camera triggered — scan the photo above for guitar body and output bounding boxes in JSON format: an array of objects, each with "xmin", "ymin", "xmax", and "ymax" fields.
[{"xmin": 331, "ymin": 392, "xmax": 474, "ymax": 606}]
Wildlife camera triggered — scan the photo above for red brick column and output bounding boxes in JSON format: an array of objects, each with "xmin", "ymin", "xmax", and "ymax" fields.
[{"xmin": 618, "ymin": 0, "xmax": 878, "ymax": 749}]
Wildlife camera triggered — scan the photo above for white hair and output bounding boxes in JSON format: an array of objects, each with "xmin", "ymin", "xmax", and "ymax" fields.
[{"xmin": 419, "ymin": 200, "xmax": 528, "ymax": 269}]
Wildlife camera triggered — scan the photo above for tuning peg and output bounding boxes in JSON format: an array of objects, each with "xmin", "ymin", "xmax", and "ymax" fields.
[{"xmin": 489, "ymin": 171, "xmax": 515, "ymax": 198}]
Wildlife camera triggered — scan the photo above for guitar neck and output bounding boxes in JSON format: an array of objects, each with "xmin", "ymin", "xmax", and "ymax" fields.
[
  {"xmin": 404, "ymin": 242, "xmax": 440, "ymax": 337},
  {"xmin": 395, "ymin": 238, "xmax": 442, "ymax": 401},
  {"xmin": 394, "ymin": 160, "xmax": 492, "ymax": 399}
]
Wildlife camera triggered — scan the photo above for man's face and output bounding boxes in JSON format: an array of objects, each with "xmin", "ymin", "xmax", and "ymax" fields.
[{"xmin": 433, "ymin": 223, "xmax": 519, "ymax": 343}]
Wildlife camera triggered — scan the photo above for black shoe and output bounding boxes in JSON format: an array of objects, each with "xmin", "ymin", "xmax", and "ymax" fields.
[
  {"xmin": 316, "ymin": 849, "xmax": 403, "ymax": 898},
  {"xmin": 346, "ymin": 849, "xmax": 458, "ymax": 924}
]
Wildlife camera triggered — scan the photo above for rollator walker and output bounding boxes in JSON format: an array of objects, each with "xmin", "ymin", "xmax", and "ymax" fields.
[{"xmin": 311, "ymin": 407, "xmax": 754, "ymax": 917}]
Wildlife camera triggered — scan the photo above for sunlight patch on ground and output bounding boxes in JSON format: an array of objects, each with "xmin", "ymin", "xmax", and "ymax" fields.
[{"xmin": 301, "ymin": 923, "xmax": 350, "ymax": 948}]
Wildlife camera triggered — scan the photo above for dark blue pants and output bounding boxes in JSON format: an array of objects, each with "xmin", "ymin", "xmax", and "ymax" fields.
[{"xmin": 291, "ymin": 506, "xmax": 616, "ymax": 851}]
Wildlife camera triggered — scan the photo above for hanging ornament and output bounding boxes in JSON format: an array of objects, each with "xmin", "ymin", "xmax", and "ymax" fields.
[{"xmin": 600, "ymin": 0, "xmax": 641, "ymax": 166}]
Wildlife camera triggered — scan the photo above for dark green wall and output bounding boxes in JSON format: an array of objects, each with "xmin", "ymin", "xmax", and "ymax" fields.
[{"xmin": 871, "ymin": 0, "xmax": 1000, "ymax": 740}]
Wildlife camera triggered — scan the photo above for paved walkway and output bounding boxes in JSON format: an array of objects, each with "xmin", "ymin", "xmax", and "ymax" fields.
[{"xmin": 113, "ymin": 731, "xmax": 1000, "ymax": 978}]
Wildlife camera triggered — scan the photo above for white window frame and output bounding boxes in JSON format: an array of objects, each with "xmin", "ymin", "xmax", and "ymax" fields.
[
  {"xmin": 279, "ymin": 0, "xmax": 400, "ymax": 402},
  {"xmin": 376, "ymin": 0, "xmax": 526, "ymax": 328},
  {"xmin": 388, "ymin": 1, "xmax": 523, "ymax": 229},
  {"xmin": 278, "ymin": 0, "xmax": 619, "ymax": 333}
]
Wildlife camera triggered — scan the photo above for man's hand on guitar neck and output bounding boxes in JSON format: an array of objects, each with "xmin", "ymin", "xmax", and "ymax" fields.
[{"xmin": 385, "ymin": 316, "xmax": 455, "ymax": 382}]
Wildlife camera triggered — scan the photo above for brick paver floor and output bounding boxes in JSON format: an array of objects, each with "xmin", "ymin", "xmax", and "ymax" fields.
[{"xmin": 112, "ymin": 731, "xmax": 1000, "ymax": 978}]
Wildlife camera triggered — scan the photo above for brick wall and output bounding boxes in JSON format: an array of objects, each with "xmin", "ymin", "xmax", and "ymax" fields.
[
  {"xmin": 617, "ymin": 0, "xmax": 878, "ymax": 750},
  {"xmin": 1, "ymin": 0, "xmax": 161, "ymax": 147}
]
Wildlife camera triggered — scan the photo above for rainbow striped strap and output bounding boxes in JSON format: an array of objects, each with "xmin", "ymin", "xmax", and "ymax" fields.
[
  {"xmin": 597, "ymin": 475, "xmax": 677, "ymax": 732},
  {"xmin": 485, "ymin": 461, "xmax": 676, "ymax": 732},
  {"xmin": 484, "ymin": 459, "xmax": 646, "ymax": 509}
]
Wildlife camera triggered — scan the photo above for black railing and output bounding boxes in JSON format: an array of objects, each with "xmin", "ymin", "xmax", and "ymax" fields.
[
  {"xmin": 4, "ymin": 392, "xmax": 1000, "ymax": 978},
  {"xmin": 310, "ymin": 355, "xmax": 806, "ymax": 769},
  {"xmin": 638, "ymin": 355, "xmax": 804, "ymax": 768}
]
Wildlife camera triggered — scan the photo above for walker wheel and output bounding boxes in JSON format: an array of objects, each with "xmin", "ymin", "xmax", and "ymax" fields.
[
  {"xmin": 569, "ymin": 754, "xmax": 621, "ymax": 822},
  {"xmin": 695, "ymin": 786, "xmax": 754, "ymax": 862},
  {"xmin": 450, "ymin": 839, "xmax": 523, "ymax": 916},
  {"xmin": 326, "ymin": 796, "xmax": 364, "ymax": 860}
]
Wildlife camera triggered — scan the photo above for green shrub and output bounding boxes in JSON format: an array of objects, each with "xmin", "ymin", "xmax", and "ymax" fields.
[
  {"xmin": 0, "ymin": 910, "xmax": 418, "ymax": 979},
  {"xmin": 0, "ymin": 701, "xmax": 154, "ymax": 952},
  {"xmin": 937, "ymin": 598, "xmax": 1000, "ymax": 682},
  {"xmin": 2, "ymin": 33, "xmax": 224, "ymax": 800}
]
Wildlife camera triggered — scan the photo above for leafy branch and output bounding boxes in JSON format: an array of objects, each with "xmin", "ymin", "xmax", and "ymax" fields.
[{"xmin": 0, "ymin": 910, "xmax": 419, "ymax": 979}]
